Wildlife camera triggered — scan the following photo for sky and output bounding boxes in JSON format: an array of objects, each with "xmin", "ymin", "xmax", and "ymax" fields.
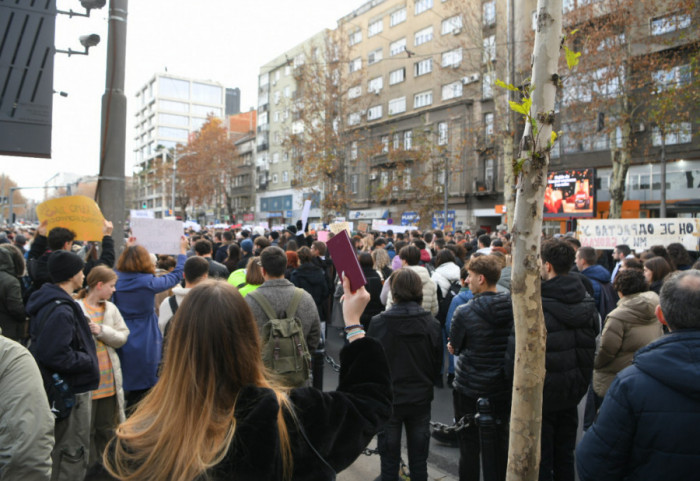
[{"xmin": 3, "ymin": 0, "xmax": 365, "ymax": 200}]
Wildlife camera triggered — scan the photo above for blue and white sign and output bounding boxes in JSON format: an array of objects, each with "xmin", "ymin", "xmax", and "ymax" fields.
[
  {"xmin": 432, "ymin": 210, "xmax": 456, "ymax": 230},
  {"xmin": 401, "ymin": 211, "xmax": 420, "ymax": 226}
]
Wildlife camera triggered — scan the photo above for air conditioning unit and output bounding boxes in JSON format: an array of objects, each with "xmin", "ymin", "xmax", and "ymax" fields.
[
  {"xmin": 452, "ymin": 27, "xmax": 462, "ymax": 35},
  {"xmin": 462, "ymin": 73, "xmax": 480, "ymax": 84},
  {"xmin": 634, "ymin": 122, "xmax": 645, "ymax": 133},
  {"xmin": 369, "ymin": 173, "xmax": 378, "ymax": 180}
]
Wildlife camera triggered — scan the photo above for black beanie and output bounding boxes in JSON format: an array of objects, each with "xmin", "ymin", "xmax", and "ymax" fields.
[
  {"xmin": 286, "ymin": 225, "xmax": 297, "ymax": 235},
  {"xmin": 48, "ymin": 250, "xmax": 85, "ymax": 283}
]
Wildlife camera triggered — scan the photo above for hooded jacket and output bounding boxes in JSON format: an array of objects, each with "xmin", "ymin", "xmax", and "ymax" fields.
[
  {"xmin": 359, "ymin": 267, "xmax": 384, "ymax": 329},
  {"xmin": 385, "ymin": 265, "xmax": 439, "ymax": 316},
  {"xmin": 431, "ymin": 261, "xmax": 461, "ymax": 298},
  {"xmin": 577, "ymin": 331, "xmax": 700, "ymax": 481},
  {"xmin": 0, "ymin": 247, "xmax": 26, "ymax": 341},
  {"xmin": 291, "ymin": 262, "xmax": 331, "ymax": 319},
  {"xmin": 26, "ymin": 283, "xmax": 99, "ymax": 394},
  {"xmin": 368, "ymin": 301, "xmax": 441, "ymax": 406},
  {"xmin": 593, "ymin": 291, "xmax": 663, "ymax": 397},
  {"xmin": 581, "ymin": 264, "xmax": 612, "ymax": 309},
  {"xmin": 451, "ymin": 291, "xmax": 514, "ymax": 400},
  {"xmin": 509, "ymin": 274, "xmax": 597, "ymax": 412}
]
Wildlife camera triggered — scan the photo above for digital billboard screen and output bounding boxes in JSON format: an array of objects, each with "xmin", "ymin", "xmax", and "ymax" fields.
[{"xmin": 544, "ymin": 169, "xmax": 596, "ymax": 219}]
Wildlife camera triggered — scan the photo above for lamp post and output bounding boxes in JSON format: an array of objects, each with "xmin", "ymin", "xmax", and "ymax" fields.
[{"xmin": 443, "ymin": 153, "xmax": 449, "ymax": 230}]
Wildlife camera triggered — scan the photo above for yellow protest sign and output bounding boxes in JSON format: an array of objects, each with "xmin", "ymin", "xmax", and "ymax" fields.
[
  {"xmin": 330, "ymin": 222, "xmax": 351, "ymax": 235},
  {"xmin": 36, "ymin": 196, "xmax": 105, "ymax": 241}
]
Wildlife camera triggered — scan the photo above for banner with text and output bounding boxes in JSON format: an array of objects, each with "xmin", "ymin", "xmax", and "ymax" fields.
[
  {"xmin": 130, "ymin": 218, "xmax": 184, "ymax": 255},
  {"xmin": 37, "ymin": 196, "xmax": 105, "ymax": 241},
  {"xmin": 577, "ymin": 218, "xmax": 700, "ymax": 251}
]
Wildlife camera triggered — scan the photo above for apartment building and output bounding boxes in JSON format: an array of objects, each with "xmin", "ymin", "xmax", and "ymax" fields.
[
  {"xmin": 514, "ymin": 0, "xmax": 699, "ymax": 228},
  {"xmin": 335, "ymin": 0, "xmax": 515, "ymax": 231},
  {"xmin": 133, "ymin": 73, "xmax": 226, "ymax": 219},
  {"xmin": 256, "ymin": 31, "xmax": 327, "ymax": 226},
  {"xmin": 226, "ymin": 110, "xmax": 257, "ymax": 223}
]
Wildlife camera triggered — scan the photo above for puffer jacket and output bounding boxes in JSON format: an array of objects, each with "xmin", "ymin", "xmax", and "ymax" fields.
[
  {"xmin": 368, "ymin": 302, "xmax": 441, "ymax": 406},
  {"xmin": 0, "ymin": 247, "xmax": 26, "ymax": 341},
  {"xmin": 291, "ymin": 262, "xmax": 331, "ymax": 318},
  {"xmin": 450, "ymin": 291, "xmax": 513, "ymax": 400},
  {"xmin": 431, "ymin": 261, "xmax": 461, "ymax": 298},
  {"xmin": 509, "ymin": 274, "xmax": 597, "ymax": 412},
  {"xmin": 577, "ymin": 331, "xmax": 700, "ymax": 481},
  {"xmin": 385, "ymin": 265, "xmax": 439, "ymax": 316},
  {"xmin": 593, "ymin": 291, "xmax": 663, "ymax": 397},
  {"xmin": 78, "ymin": 299, "xmax": 130, "ymax": 422}
]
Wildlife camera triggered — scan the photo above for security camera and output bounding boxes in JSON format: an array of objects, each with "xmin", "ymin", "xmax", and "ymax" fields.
[
  {"xmin": 79, "ymin": 34, "xmax": 101, "ymax": 48},
  {"xmin": 80, "ymin": 0, "xmax": 107, "ymax": 9}
]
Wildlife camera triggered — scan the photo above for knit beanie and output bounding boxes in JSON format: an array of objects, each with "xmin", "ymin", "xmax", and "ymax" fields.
[
  {"xmin": 48, "ymin": 250, "xmax": 85, "ymax": 283},
  {"xmin": 241, "ymin": 238, "xmax": 254, "ymax": 254}
]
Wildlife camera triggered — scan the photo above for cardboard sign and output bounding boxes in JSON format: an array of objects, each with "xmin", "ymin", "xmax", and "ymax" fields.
[
  {"xmin": 36, "ymin": 196, "xmax": 105, "ymax": 241},
  {"xmin": 300, "ymin": 199, "xmax": 312, "ymax": 234},
  {"xmin": 577, "ymin": 218, "xmax": 700, "ymax": 251},
  {"xmin": 357, "ymin": 222, "xmax": 369, "ymax": 233},
  {"xmin": 130, "ymin": 218, "xmax": 184, "ymax": 255},
  {"xmin": 330, "ymin": 222, "xmax": 351, "ymax": 235},
  {"xmin": 317, "ymin": 230, "xmax": 329, "ymax": 242}
]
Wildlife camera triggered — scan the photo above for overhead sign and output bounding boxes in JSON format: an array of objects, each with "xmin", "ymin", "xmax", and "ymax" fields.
[
  {"xmin": 36, "ymin": 196, "xmax": 105, "ymax": 241},
  {"xmin": 577, "ymin": 218, "xmax": 700, "ymax": 251},
  {"xmin": 130, "ymin": 218, "xmax": 184, "ymax": 254}
]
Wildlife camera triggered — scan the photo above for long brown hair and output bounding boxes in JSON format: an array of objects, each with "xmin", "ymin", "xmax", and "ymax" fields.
[
  {"xmin": 104, "ymin": 280, "xmax": 294, "ymax": 480},
  {"xmin": 116, "ymin": 245, "xmax": 156, "ymax": 274}
]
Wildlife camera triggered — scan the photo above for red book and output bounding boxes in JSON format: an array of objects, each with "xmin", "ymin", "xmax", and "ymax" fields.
[{"xmin": 326, "ymin": 229, "xmax": 367, "ymax": 292}]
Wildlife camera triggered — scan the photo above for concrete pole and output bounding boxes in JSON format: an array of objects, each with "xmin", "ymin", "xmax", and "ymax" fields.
[{"xmin": 96, "ymin": 0, "xmax": 128, "ymax": 253}]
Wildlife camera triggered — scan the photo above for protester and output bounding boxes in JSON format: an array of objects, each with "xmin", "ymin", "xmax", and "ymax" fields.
[
  {"xmin": 223, "ymin": 243, "xmax": 242, "ymax": 274},
  {"xmin": 667, "ymin": 242, "xmax": 693, "ymax": 271},
  {"xmin": 358, "ymin": 252, "xmax": 385, "ymax": 331},
  {"xmin": 610, "ymin": 244, "xmax": 633, "ymax": 282},
  {"xmin": 0, "ymin": 244, "xmax": 27, "ymax": 342},
  {"xmin": 112, "ymin": 237, "xmax": 187, "ymax": 409},
  {"xmin": 227, "ymin": 256, "xmax": 264, "ymax": 297},
  {"xmin": 76, "ymin": 265, "xmax": 130, "ymax": 474},
  {"xmin": 431, "ymin": 249, "xmax": 461, "ymax": 299},
  {"xmin": 643, "ymin": 256, "xmax": 673, "ymax": 294},
  {"xmin": 193, "ymin": 239, "xmax": 229, "ymax": 279},
  {"xmin": 104, "ymin": 276, "xmax": 392, "ymax": 480},
  {"xmin": 291, "ymin": 246, "xmax": 330, "ymax": 321},
  {"xmin": 159, "ymin": 256, "xmax": 209, "ymax": 336},
  {"xmin": 27, "ymin": 250, "xmax": 99, "ymax": 481},
  {"xmin": 383, "ymin": 245, "xmax": 438, "ymax": 317},
  {"xmin": 368, "ymin": 268, "xmax": 441, "ymax": 481},
  {"xmin": 577, "ymin": 270, "xmax": 700, "ymax": 480},
  {"xmin": 237, "ymin": 238, "xmax": 254, "ymax": 269},
  {"xmin": 371, "ymin": 247, "xmax": 393, "ymax": 283}
]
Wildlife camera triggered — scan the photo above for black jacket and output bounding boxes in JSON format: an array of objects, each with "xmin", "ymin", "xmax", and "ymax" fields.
[
  {"xmin": 25, "ymin": 283, "xmax": 99, "ymax": 394},
  {"xmin": 205, "ymin": 257, "xmax": 230, "ymax": 279},
  {"xmin": 368, "ymin": 302, "xmax": 441, "ymax": 406},
  {"xmin": 0, "ymin": 247, "xmax": 26, "ymax": 341},
  {"xmin": 291, "ymin": 263, "xmax": 331, "ymax": 317},
  {"xmin": 360, "ymin": 267, "xmax": 384, "ymax": 329},
  {"xmin": 508, "ymin": 274, "xmax": 597, "ymax": 412},
  {"xmin": 451, "ymin": 291, "xmax": 514, "ymax": 400}
]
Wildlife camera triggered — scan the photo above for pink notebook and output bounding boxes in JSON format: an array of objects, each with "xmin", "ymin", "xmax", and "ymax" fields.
[{"xmin": 326, "ymin": 229, "xmax": 367, "ymax": 292}]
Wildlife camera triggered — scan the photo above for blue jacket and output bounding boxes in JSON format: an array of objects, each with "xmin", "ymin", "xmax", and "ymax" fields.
[
  {"xmin": 576, "ymin": 330, "xmax": 700, "ymax": 480},
  {"xmin": 113, "ymin": 254, "xmax": 185, "ymax": 391},
  {"xmin": 445, "ymin": 287, "xmax": 472, "ymax": 334},
  {"xmin": 26, "ymin": 283, "xmax": 99, "ymax": 393},
  {"xmin": 581, "ymin": 264, "xmax": 610, "ymax": 308}
]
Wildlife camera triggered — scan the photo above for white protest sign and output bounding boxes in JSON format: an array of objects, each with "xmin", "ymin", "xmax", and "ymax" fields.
[
  {"xmin": 130, "ymin": 209, "xmax": 154, "ymax": 219},
  {"xmin": 300, "ymin": 200, "xmax": 312, "ymax": 234},
  {"xmin": 577, "ymin": 218, "xmax": 700, "ymax": 251},
  {"xmin": 130, "ymin": 218, "xmax": 184, "ymax": 255}
]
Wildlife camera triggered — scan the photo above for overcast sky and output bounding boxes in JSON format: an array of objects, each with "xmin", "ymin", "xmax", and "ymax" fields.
[{"xmin": 3, "ymin": 0, "xmax": 364, "ymax": 199}]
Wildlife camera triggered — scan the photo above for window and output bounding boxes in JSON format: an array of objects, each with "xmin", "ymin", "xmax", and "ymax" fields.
[
  {"xmin": 415, "ymin": 0, "xmax": 433, "ymax": 15},
  {"xmin": 438, "ymin": 121, "xmax": 448, "ymax": 145},
  {"xmin": 404, "ymin": 130, "xmax": 413, "ymax": 149},
  {"xmin": 390, "ymin": 7, "xmax": 407, "ymax": 27},
  {"xmin": 563, "ymin": 0, "xmax": 575, "ymax": 13},
  {"xmin": 651, "ymin": 13, "xmax": 691, "ymax": 36},
  {"xmin": 368, "ymin": 18, "xmax": 383, "ymax": 37},
  {"xmin": 403, "ymin": 167, "xmax": 412, "ymax": 189},
  {"xmin": 414, "ymin": 90, "xmax": 433, "ymax": 108},
  {"xmin": 351, "ymin": 174, "xmax": 359, "ymax": 194},
  {"xmin": 390, "ymin": 38, "xmax": 407, "ymax": 56},
  {"xmin": 259, "ymin": 73, "xmax": 269, "ymax": 87},
  {"xmin": 652, "ymin": 64, "xmax": 691, "ymax": 92},
  {"xmin": 368, "ymin": 48, "xmax": 383, "ymax": 65},
  {"xmin": 160, "ymin": 100, "xmax": 189, "ymax": 113},
  {"xmin": 381, "ymin": 135, "xmax": 389, "ymax": 153},
  {"xmin": 442, "ymin": 15, "xmax": 463, "ymax": 35},
  {"xmin": 348, "ymin": 112, "xmax": 361, "ymax": 126},
  {"xmin": 442, "ymin": 81, "xmax": 463, "ymax": 100},
  {"xmin": 159, "ymin": 77, "xmax": 189, "ymax": 100},
  {"xmin": 273, "ymin": 91, "xmax": 281, "ymax": 104},
  {"xmin": 592, "ymin": 66, "xmax": 624, "ymax": 97},
  {"xmin": 282, "ymin": 171, "xmax": 289, "ymax": 182},
  {"xmin": 483, "ymin": 71, "xmax": 495, "ymax": 98},
  {"xmin": 349, "ymin": 57, "xmax": 362, "ymax": 73},
  {"xmin": 483, "ymin": 0, "xmax": 496, "ymax": 27},
  {"xmin": 652, "ymin": 123, "xmax": 692, "ymax": 146},
  {"xmin": 393, "ymin": 133, "xmax": 401, "ymax": 150},
  {"xmin": 348, "ymin": 86, "xmax": 362, "ymax": 99},
  {"xmin": 272, "ymin": 174, "xmax": 278, "ymax": 184},
  {"xmin": 562, "ymin": 74, "xmax": 592, "ymax": 105},
  {"xmin": 414, "ymin": 26, "xmax": 433, "ymax": 46},
  {"xmin": 441, "ymin": 48, "xmax": 462, "ymax": 67},
  {"xmin": 483, "ymin": 35, "xmax": 496, "ymax": 63},
  {"xmin": 273, "ymin": 111, "xmax": 280, "ymax": 122},
  {"xmin": 285, "ymin": 65, "xmax": 291, "ymax": 76},
  {"xmin": 349, "ymin": 29, "xmax": 362, "ymax": 46},
  {"xmin": 414, "ymin": 58, "xmax": 432, "ymax": 76},
  {"xmin": 389, "ymin": 68, "xmax": 406, "ymax": 85},
  {"xmin": 388, "ymin": 96, "xmax": 406, "ymax": 115},
  {"xmin": 484, "ymin": 112, "xmax": 494, "ymax": 137},
  {"xmin": 258, "ymin": 112, "xmax": 268, "ymax": 125},
  {"xmin": 272, "ymin": 153, "xmax": 279, "ymax": 163},
  {"xmin": 368, "ymin": 76, "xmax": 384, "ymax": 93},
  {"xmin": 191, "ymin": 105, "xmax": 221, "ymax": 117},
  {"xmin": 367, "ymin": 105, "xmax": 383, "ymax": 120},
  {"xmin": 284, "ymin": 86, "xmax": 291, "ymax": 98},
  {"xmin": 158, "ymin": 113, "xmax": 188, "ymax": 127}
]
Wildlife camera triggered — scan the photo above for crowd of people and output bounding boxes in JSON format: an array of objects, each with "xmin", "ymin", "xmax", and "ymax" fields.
[{"xmin": 0, "ymin": 220, "xmax": 699, "ymax": 481}]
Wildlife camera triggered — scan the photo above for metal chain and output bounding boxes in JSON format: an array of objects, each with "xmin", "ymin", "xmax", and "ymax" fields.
[
  {"xmin": 430, "ymin": 414, "xmax": 475, "ymax": 433},
  {"xmin": 325, "ymin": 353, "xmax": 341, "ymax": 372}
]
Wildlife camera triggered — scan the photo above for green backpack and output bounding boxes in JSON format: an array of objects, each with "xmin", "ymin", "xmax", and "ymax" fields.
[{"xmin": 248, "ymin": 288, "xmax": 311, "ymax": 388}]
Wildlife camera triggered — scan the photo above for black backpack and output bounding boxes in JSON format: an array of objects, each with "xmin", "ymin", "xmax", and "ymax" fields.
[
  {"xmin": 436, "ymin": 280, "xmax": 461, "ymax": 326},
  {"xmin": 598, "ymin": 281, "xmax": 618, "ymax": 325}
]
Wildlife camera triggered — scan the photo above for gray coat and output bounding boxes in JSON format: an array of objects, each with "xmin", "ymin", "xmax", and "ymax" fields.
[{"xmin": 245, "ymin": 278, "xmax": 322, "ymax": 350}]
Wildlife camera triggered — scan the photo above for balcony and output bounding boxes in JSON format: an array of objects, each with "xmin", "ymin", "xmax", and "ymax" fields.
[{"xmin": 473, "ymin": 179, "xmax": 495, "ymax": 196}]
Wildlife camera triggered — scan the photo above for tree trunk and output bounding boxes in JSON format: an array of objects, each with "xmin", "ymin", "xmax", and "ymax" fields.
[
  {"xmin": 608, "ymin": 98, "xmax": 632, "ymax": 219},
  {"xmin": 659, "ymin": 135, "xmax": 667, "ymax": 218},
  {"xmin": 502, "ymin": 133, "xmax": 516, "ymax": 230},
  {"xmin": 507, "ymin": 1, "xmax": 561, "ymax": 480}
]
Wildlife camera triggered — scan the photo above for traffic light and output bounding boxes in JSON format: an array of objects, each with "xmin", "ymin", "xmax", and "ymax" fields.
[{"xmin": 142, "ymin": 202, "xmax": 147, "ymax": 209}]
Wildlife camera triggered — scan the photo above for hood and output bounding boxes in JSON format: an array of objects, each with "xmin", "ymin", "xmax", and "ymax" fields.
[
  {"xmin": 0, "ymin": 248, "xmax": 15, "ymax": 276},
  {"xmin": 612, "ymin": 291, "xmax": 659, "ymax": 326},
  {"xmin": 408, "ymin": 265, "xmax": 432, "ymax": 284},
  {"xmin": 542, "ymin": 274, "xmax": 597, "ymax": 329},
  {"xmin": 26, "ymin": 282, "xmax": 75, "ymax": 317},
  {"xmin": 435, "ymin": 262, "xmax": 461, "ymax": 282},
  {"xmin": 582, "ymin": 264, "xmax": 611, "ymax": 284},
  {"xmin": 542, "ymin": 274, "xmax": 588, "ymax": 304},
  {"xmin": 469, "ymin": 291, "xmax": 514, "ymax": 328},
  {"xmin": 634, "ymin": 331, "xmax": 700, "ymax": 401}
]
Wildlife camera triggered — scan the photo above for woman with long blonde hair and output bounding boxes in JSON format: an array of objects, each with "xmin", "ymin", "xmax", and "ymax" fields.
[{"xmin": 105, "ymin": 276, "xmax": 391, "ymax": 481}]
